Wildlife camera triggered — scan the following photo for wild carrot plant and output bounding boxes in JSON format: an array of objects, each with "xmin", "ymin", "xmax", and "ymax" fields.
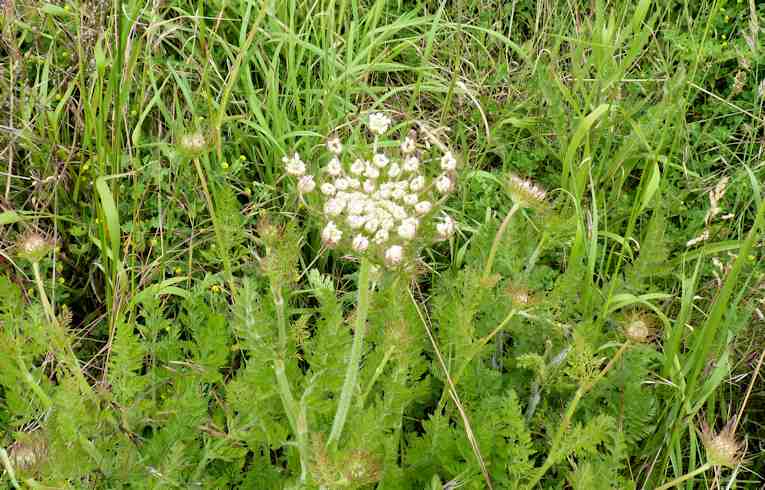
[{"xmin": 1, "ymin": 0, "xmax": 764, "ymax": 488}]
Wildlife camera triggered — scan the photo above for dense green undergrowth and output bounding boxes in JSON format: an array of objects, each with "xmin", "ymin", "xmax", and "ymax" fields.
[{"xmin": 1, "ymin": 0, "xmax": 764, "ymax": 488}]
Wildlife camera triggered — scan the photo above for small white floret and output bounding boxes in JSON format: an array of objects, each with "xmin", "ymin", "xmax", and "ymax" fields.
[
  {"xmin": 322, "ymin": 222, "xmax": 343, "ymax": 246},
  {"xmin": 368, "ymin": 112, "xmax": 392, "ymax": 135},
  {"xmin": 435, "ymin": 174, "xmax": 453, "ymax": 193},
  {"xmin": 403, "ymin": 156, "xmax": 419, "ymax": 173},
  {"xmin": 321, "ymin": 183, "xmax": 336, "ymax": 196},
  {"xmin": 324, "ymin": 198, "xmax": 345, "ymax": 217},
  {"xmin": 409, "ymin": 176, "xmax": 425, "ymax": 192},
  {"xmin": 440, "ymin": 151, "xmax": 457, "ymax": 171},
  {"xmin": 326, "ymin": 157, "xmax": 343, "ymax": 177},
  {"xmin": 374, "ymin": 229, "xmax": 390, "ymax": 245},
  {"xmin": 352, "ymin": 234, "xmax": 369, "ymax": 252},
  {"xmin": 363, "ymin": 180, "xmax": 376, "ymax": 194},
  {"xmin": 400, "ymin": 137, "xmax": 416, "ymax": 154},
  {"xmin": 347, "ymin": 215, "xmax": 367, "ymax": 229},
  {"xmin": 373, "ymin": 153, "xmax": 389, "ymax": 168},
  {"xmin": 297, "ymin": 175, "xmax": 315, "ymax": 193},
  {"xmin": 384, "ymin": 245, "xmax": 403, "ymax": 266},
  {"xmin": 284, "ymin": 153, "xmax": 306, "ymax": 176},
  {"xmin": 326, "ymin": 137, "xmax": 343, "ymax": 155},
  {"xmin": 436, "ymin": 215, "xmax": 455, "ymax": 239},
  {"xmin": 350, "ymin": 159, "xmax": 366, "ymax": 175},
  {"xmin": 397, "ymin": 219, "xmax": 417, "ymax": 240},
  {"xmin": 334, "ymin": 177, "xmax": 349, "ymax": 191},
  {"xmin": 414, "ymin": 201, "xmax": 432, "ymax": 215}
]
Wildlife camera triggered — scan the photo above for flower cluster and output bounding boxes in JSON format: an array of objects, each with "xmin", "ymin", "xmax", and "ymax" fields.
[{"xmin": 283, "ymin": 112, "xmax": 458, "ymax": 268}]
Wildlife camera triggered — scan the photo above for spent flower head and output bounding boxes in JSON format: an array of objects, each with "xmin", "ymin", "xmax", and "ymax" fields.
[
  {"xmin": 17, "ymin": 231, "xmax": 54, "ymax": 264},
  {"xmin": 507, "ymin": 173, "xmax": 547, "ymax": 209},
  {"xmin": 701, "ymin": 419, "xmax": 743, "ymax": 468},
  {"xmin": 622, "ymin": 311, "xmax": 656, "ymax": 344},
  {"xmin": 178, "ymin": 130, "xmax": 208, "ymax": 157},
  {"xmin": 284, "ymin": 115, "xmax": 460, "ymax": 268}
]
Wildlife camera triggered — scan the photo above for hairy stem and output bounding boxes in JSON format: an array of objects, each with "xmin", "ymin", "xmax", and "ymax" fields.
[
  {"xmin": 192, "ymin": 158, "xmax": 236, "ymax": 296},
  {"xmin": 327, "ymin": 257, "xmax": 372, "ymax": 448},
  {"xmin": 525, "ymin": 342, "xmax": 630, "ymax": 488},
  {"xmin": 483, "ymin": 202, "xmax": 522, "ymax": 281},
  {"xmin": 270, "ymin": 282, "xmax": 309, "ymax": 481},
  {"xmin": 32, "ymin": 262, "xmax": 89, "ymax": 394}
]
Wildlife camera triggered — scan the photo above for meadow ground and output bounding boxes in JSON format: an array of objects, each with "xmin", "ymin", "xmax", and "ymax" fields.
[{"xmin": 1, "ymin": 0, "xmax": 764, "ymax": 488}]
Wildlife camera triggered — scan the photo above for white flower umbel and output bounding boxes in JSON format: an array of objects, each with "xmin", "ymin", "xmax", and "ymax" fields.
[
  {"xmin": 288, "ymin": 115, "xmax": 460, "ymax": 269},
  {"xmin": 368, "ymin": 112, "xmax": 392, "ymax": 135},
  {"xmin": 284, "ymin": 153, "xmax": 306, "ymax": 176}
]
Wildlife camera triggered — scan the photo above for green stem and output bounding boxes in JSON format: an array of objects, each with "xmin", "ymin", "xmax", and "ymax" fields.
[
  {"xmin": 192, "ymin": 158, "xmax": 236, "ymax": 296},
  {"xmin": 654, "ymin": 463, "xmax": 713, "ymax": 490},
  {"xmin": 270, "ymin": 282, "xmax": 309, "ymax": 481},
  {"xmin": 327, "ymin": 257, "xmax": 372, "ymax": 448},
  {"xmin": 525, "ymin": 342, "xmax": 630, "ymax": 489},
  {"xmin": 483, "ymin": 202, "xmax": 522, "ymax": 282}
]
